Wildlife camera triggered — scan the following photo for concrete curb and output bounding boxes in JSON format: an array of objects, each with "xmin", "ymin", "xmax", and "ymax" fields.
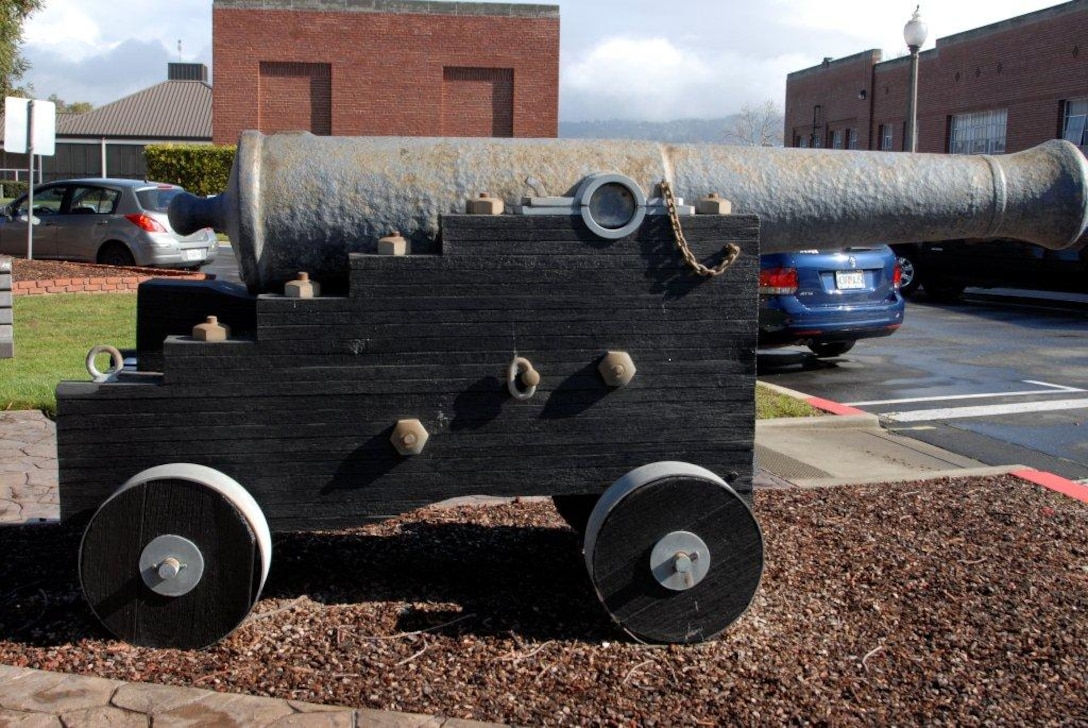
[{"xmin": 756, "ymin": 381, "xmax": 1088, "ymax": 499}]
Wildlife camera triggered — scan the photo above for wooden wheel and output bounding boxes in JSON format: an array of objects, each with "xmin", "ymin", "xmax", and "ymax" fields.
[
  {"xmin": 584, "ymin": 462, "xmax": 763, "ymax": 644},
  {"xmin": 79, "ymin": 464, "xmax": 271, "ymax": 649}
]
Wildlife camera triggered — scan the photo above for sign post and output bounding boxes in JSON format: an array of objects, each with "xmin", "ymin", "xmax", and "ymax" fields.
[{"xmin": 4, "ymin": 97, "xmax": 56, "ymax": 260}]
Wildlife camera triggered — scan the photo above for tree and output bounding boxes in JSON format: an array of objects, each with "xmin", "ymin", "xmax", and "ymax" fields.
[
  {"xmin": 0, "ymin": 0, "xmax": 43, "ymax": 98},
  {"xmin": 48, "ymin": 93, "xmax": 93, "ymax": 114},
  {"xmin": 724, "ymin": 100, "xmax": 785, "ymax": 147}
]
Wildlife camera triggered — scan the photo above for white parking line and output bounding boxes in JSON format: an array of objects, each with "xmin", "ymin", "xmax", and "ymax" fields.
[
  {"xmin": 849, "ymin": 380, "xmax": 1084, "ymax": 406},
  {"xmin": 883, "ymin": 398, "xmax": 1088, "ymax": 423}
]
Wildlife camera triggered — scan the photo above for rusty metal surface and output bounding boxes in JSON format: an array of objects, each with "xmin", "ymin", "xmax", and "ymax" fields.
[{"xmin": 170, "ymin": 132, "xmax": 1088, "ymax": 293}]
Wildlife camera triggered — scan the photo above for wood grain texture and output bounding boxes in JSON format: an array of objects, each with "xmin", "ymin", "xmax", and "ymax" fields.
[{"xmin": 59, "ymin": 214, "xmax": 760, "ymax": 532}]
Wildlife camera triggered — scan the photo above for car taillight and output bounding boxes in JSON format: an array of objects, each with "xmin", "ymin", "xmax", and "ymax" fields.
[
  {"xmin": 892, "ymin": 261, "xmax": 903, "ymax": 290},
  {"xmin": 759, "ymin": 267, "xmax": 798, "ymax": 294},
  {"xmin": 124, "ymin": 213, "xmax": 168, "ymax": 233}
]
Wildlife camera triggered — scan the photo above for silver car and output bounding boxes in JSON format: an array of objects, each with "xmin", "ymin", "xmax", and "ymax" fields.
[{"xmin": 0, "ymin": 178, "xmax": 218, "ymax": 269}]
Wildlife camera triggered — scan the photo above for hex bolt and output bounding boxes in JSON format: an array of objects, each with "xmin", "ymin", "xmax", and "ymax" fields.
[
  {"xmin": 192, "ymin": 316, "xmax": 230, "ymax": 342},
  {"xmin": 391, "ymin": 419, "xmax": 429, "ymax": 455},
  {"xmin": 466, "ymin": 192, "xmax": 504, "ymax": 215},
  {"xmin": 378, "ymin": 231, "xmax": 408, "ymax": 256},
  {"xmin": 695, "ymin": 192, "xmax": 733, "ymax": 215},
  {"xmin": 157, "ymin": 557, "xmax": 183, "ymax": 581},
  {"xmin": 673, "ymin": 552, "xmax": 694, "ymax": 588},
  {"xmin": 285, "ymin": 271, "xmax": 321, "ymax": 298},
  {"xmin": 598, "ymin": 351, "xmax": 636, "ymax": 387}
]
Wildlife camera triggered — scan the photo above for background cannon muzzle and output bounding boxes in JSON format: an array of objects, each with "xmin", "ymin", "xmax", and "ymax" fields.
[{"xmin": 171, "ymin": 132, "xmax": 1088, "ymax": 294}]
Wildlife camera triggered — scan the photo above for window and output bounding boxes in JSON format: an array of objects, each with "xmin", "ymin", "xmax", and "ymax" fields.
[
  {"xmin": 1062, "ymin": 98, "xmax": 1087, "ymax": 146},
  {"xmin": 847, "ymin": 128, "xmax": 858, "ymax": 150},
  {"xmin": 16, "ymin": 184, "xmax": 66, "ymax": 217},
  {"xmin": 879, "ymin": 124, "xmax": 893, "ymax": 151},
  {"xmin": 949, "ymin": 109, "xmax": 1007, "ymax": 154},
  {"xmin": 811, "ymin": 134, "xmax": 822, "ymax": 148},
  {"xmin": 832, "ymin": 129, "xmax": 844, "ymax": 149},
  {"xmin": 796, "ymin": 135, "xmax": 808, "ymax": 148},
  {"xmin": 70, "ymin": 186, "xmax": 121, "ymax": 215}
]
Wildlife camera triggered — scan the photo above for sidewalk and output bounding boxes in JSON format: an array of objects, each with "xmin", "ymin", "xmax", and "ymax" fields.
[{"xmin": 0, "ymin": 396, "xmax": 1081, "ymax": 725}]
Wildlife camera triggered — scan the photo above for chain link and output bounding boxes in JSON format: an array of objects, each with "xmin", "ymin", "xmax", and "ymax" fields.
[{"xmin": 660, "ymin": 180, "xmax": 741, "ymax": 277}]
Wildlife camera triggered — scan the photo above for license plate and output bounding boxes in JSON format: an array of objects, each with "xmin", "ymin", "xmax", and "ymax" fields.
[
  {"xmin": 835, "ymin": 270, "xmax": 865, "ymax": 289},
  {"xmin": 183, "ymin": 248, "xmax": 206, "ymax": 262}
]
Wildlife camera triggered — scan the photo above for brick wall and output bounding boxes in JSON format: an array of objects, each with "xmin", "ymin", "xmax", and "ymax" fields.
[
  {"xmin": 785, "ymin": 0, "xmax": 1088, "ymax": 153},
  {"xmin": 213, "ymin": 0, "xmax": 559, "ymax": 144}
]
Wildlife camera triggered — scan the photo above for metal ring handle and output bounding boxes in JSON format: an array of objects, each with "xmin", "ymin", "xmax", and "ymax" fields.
[
  {"xmin": 86, "ymin": 345, "xmax": 124, "ymax": 382},
  {"xmin": 507, "ymin": 356, "xmax": 538, "ymax": 401}
]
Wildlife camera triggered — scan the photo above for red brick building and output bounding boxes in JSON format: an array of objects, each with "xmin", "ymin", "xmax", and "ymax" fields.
[
  {"xmin": 212, "ymin": 0, "xmax": 559, "ymax": 145},
  {"xmin": 784, "ymin": 0, "xmax": 1088, "ymax": 155}
]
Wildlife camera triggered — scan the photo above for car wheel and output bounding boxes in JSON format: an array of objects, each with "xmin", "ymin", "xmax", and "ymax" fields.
[
  {"xmin": 923, "ymin": 280, "xmax": 965, "ymax": 302},
  {"xmin": 808, "ymin": 341, "xmax": 855, "ymax": 358},
  {"xmin": 97, "ymin": 242, "xmax": 135, "ymax": 267},
  {"xmin": 896, "ymin": 248, "xmax": 920, "ymax": 296}
]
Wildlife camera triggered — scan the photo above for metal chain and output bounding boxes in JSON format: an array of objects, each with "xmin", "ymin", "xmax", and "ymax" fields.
[{"xmin": 660, "ymin": 180, "xmax": 741, "ymax": 277}]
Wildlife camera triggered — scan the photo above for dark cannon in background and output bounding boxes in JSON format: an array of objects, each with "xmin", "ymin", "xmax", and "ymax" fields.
[{"xmin": 55, "ymin": 133, "xmax": 1088, "ymax": 649}]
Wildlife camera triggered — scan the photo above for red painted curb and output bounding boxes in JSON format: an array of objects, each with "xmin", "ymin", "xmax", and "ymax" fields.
[
  {"xmin": 1010, "ymin": 468, "xmax": 1088, "ymax": 503},
  {"xmin": 804, "ymin": 396, "xmax": 869, "ymax": 417}
]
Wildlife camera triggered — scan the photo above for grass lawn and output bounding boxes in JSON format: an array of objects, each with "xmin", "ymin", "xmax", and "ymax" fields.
[
  {"xmin": 1, "ymin": 292, "xmax": 816, "ymax": 419},
  {"xmin": 0, "ymin": 293, "xmax": 137, "ymax": 415}
]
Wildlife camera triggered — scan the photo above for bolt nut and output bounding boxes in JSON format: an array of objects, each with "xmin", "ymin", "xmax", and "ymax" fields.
[
  {"xmin": 695, "ymin": 193, "xmax": 732, "ymax": 215},
  {"xmin": 391, "ymin": 419, "xmax": 429, "ymax": 456},
  {"xmin": 466, "ymin": 194, "xmax": 504, "ymax": 215},
  {"xmin": 285, "ymin": 272, "xmax": 321, "ymax": 298},
  {"xmin": 599, "ymin": 351, "xmax": 636, "ymax": 387},
  {"xmin": 192, "ymin": 315, "xmax": 230, "ymax": 342},
  {"xmin": 378, "ymin": 232, "xmax": 408, "ymax": 256}
]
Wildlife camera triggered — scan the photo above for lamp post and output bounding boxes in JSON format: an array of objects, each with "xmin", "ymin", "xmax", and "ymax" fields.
[
  {"xmin": 903, "ymin": 6, "xmax": 928, "ymax": 152},
  {"xmin": 810, "ymin": 104, "xmax": 821, "ymax": 148}
]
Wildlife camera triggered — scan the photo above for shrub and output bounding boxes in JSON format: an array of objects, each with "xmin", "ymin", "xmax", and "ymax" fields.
[
  {"xmin": 145, "ymin": 144, "xmax": 236, "ymax": 197},
  {"xmin": 0, "ymin": 180, "xmax": 29, "ymax": 199}
]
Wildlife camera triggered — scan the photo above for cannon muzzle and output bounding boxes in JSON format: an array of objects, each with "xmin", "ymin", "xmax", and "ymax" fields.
[{"xmin": 172, "ymin": 132, "xmax": 1088, "ymax": 293}]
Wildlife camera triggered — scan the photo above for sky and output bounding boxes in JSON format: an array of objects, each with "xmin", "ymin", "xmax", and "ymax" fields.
[{"xmin": 18, "ymin": 0, "xmax": 1064, "ymax": 122}]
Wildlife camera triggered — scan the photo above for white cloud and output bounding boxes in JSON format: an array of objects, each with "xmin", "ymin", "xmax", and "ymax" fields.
[
  {"xmin": 562, "ymin": 37, "xmax": 808, "ymax": 121},
  {"xmin": 13, "ymin": 0, "xmax": 1069, "ymax": 117}
]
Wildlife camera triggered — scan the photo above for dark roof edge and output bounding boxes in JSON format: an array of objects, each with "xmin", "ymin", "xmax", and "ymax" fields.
[
  {"xmin": 787, "ymin": 49, "xmax": 883, "ymax": 80},
  {"xmin": 937, "ymin": 0, "xmax": 1086, "ymax": 47},
  {"xmin": 213, "ymin": 0, "xmax": 559, "ymax": 18}
]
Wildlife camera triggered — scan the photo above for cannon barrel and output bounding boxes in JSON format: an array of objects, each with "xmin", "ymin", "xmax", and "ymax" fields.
[{"xmin": 171, "ymin": 131, "xmax": 1088, "ymax": 293}]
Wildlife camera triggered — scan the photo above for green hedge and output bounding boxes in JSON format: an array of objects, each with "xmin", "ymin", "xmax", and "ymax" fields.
[
  {"xmin": 144, "ymin": 144, "xmax": 236, "ymax": 197},
  {"xmin": 0, "ymin": 180, "xmax": 29, "ymax": 199}
]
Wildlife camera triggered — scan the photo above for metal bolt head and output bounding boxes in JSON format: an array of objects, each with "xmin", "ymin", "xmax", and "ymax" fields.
[
  {"xmin": 158, "ymin": 557, "xmax": 182, "ymax": 580},
  {"xmin": 392, "ymin": 419, "xmax": 429, "ymax": 455},
  {"xmin": 192, "ymin": 316, "xmax": 230, "ymax": 342},
  {"xmin": 599, "ymin": 351, "xmax": 636, "ymax": 387}
]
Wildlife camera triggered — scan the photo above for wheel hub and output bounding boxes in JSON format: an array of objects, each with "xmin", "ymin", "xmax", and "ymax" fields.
[
  {"xmin": 139, "ymin": 534, "xmax": 205, "ymax": 597},
  {"xmin": 650, "ymin": 530, "xmax": 711, "ymax": 591}
]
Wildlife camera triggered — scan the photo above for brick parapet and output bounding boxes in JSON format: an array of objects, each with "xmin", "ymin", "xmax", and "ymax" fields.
[{"xmin": 12, "ymin": 272, "xmax": 206, "ymax": 296}]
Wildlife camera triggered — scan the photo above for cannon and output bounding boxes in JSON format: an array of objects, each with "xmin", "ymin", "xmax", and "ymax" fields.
[{"xmin": 56, "ymin": 134, "xmax": 1088, "ymax": 650}]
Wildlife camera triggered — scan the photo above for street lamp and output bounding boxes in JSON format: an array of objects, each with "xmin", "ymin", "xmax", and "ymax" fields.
[{"xmin": 903, "ymin": 5, "xmax": 928, "ymax": 152}]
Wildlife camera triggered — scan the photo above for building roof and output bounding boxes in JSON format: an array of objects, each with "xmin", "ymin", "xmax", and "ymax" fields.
[
  {"xmin": 214, "ymin": 0, "xmax": 559, "ymax": 18},
  {"xmin": 57, "ymin": 79, "xmax": 212, "ymax": 140}
]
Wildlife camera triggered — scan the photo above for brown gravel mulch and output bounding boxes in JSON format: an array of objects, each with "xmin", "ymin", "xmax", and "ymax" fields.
[
  {"xmin": 8, "ymin": 257, "xmax": 204, "ymax": 282},
  {"xmin": 2, "ymin": 475, "xmax": 1086, "ymax": 725}
]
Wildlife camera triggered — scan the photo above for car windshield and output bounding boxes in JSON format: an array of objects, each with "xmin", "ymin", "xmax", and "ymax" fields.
[{"xmin": 136, "ymin": 186, "xmax": 183, "ymax": 213}]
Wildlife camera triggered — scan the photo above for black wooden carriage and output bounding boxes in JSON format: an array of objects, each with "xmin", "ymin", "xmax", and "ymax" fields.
[{"xmin": 56, "ymin": 210, "xmax": 765, "ymax": 649}]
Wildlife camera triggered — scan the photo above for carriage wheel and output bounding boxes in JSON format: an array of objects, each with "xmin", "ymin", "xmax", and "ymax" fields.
[
  {"xmin": 584, "ymin": 461, "xmax": 763, "ymax": 644},
  {"xmin": 79, "ymin": 464, "xmax": 272, "ymax": 649}
]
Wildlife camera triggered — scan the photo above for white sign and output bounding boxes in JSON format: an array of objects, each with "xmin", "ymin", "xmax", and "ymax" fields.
[{"xmin": 4, "ymin": 97, "xmax": 56, "ymax": 156}]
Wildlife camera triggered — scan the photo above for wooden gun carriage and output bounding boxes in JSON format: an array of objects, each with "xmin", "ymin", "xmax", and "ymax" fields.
[{"xmin": 55, "ymin": 134, "xmax": 1088, "ymax": 649}]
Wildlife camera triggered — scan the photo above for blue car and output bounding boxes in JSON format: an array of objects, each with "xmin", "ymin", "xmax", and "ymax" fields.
[{"xmin": 758, "ymin": 246, "xmax": 904, "ymax": 357}]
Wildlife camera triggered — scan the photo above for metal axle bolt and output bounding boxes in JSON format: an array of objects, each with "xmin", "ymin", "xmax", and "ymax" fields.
[{"xmin": 157, "ymin": 557, "xmax": 183, "ymax": 581}]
